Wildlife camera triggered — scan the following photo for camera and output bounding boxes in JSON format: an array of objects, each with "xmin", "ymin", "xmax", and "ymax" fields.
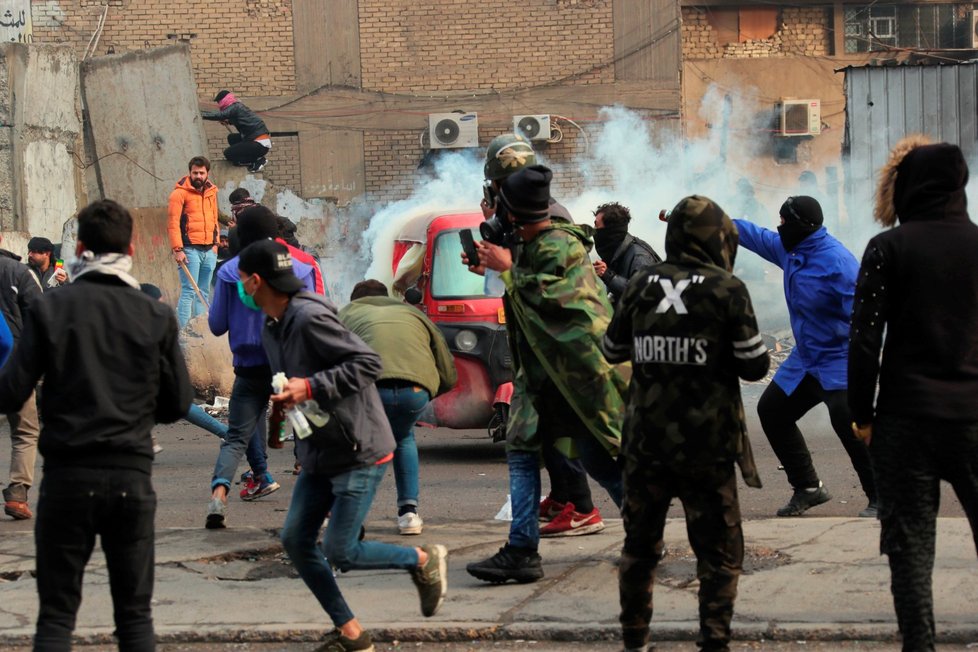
[
  {"xmin": 479, "ymin": 203, "xmax": 514, "ymax": 246},
  {"xmin": 482, "ymin": 180, "xmax": 497, "ymax": 210}
]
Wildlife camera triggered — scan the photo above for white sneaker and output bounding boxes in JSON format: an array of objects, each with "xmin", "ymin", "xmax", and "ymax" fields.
[
  {"xmin": 205, "ymin": 497, "xmax": 227, "ymax": 529},
  {"xmin": 152, "ymin": 443, "xmax": 163, "ymax": 454},
  {"xmin": 398, "ymin": 511, "xmax": 424, "ymax": 535}
]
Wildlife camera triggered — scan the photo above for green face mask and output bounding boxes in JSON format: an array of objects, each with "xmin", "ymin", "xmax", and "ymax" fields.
[{"xmin": 237, "ymin": 280, "xmax": 261, "ymax": 311}]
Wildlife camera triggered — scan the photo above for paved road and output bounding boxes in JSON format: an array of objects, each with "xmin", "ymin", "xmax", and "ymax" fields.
[
  {"xmin": 0, "ymin": 382, "xmax": 966, "ymax": 534},
  {"xmin": 6, "ymin": 642, "xmax": 978, "ymax": 651}
]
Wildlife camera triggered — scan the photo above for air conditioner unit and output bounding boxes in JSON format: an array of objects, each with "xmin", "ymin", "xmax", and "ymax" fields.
[
  {"xmin": 777, "ymin": 99, "xmax": 821, "ymax": 136},
  {"xmin": 428, "ymin": 112, "xmax": 479, "ymax": 149},
  {"xmin": 971, "ymin": 9, "xmax": 978, "ymax": 47},
  {"xmin": 513, "ymin": 115, "xmax": 552, "ymax": 141}
]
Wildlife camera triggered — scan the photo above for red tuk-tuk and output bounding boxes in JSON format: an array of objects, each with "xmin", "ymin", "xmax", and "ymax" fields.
[{"xmin": 391, "ymin": 211, "xmax": 512, "ymax": 440}]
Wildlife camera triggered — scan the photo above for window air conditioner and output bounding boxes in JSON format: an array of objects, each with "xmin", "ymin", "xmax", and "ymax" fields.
[
  {"xmin": 513, "ymin": 115, "xmax": 552, "ymax": 141},
  {"xmin": 777, "ymin": 99, "xmax": 821, "ymax": 136},
  {"xmin": 428, "ymin": 113, "xmax": 480, "ymax": 149}
]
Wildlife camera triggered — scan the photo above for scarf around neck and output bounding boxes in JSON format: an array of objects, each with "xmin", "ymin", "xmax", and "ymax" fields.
[{"xmin": 69, "ymin": 250, "xmax": 141, "ymax": 290}]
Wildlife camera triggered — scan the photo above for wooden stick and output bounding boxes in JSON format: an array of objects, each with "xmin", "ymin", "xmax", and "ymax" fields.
[{"xmin": 178, "ymin": 260, "xmax": 210, "ymax": 310}]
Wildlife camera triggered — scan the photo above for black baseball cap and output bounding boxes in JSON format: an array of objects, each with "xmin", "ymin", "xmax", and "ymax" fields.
[{"xmin": 238, "ymin": 240, "xmax": 305, "ymax": 294}]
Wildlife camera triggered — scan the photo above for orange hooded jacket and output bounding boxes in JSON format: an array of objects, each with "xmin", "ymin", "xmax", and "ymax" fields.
[{"xmin": 167, "ymin": 176, "xmax": 219, "ymax": 249}]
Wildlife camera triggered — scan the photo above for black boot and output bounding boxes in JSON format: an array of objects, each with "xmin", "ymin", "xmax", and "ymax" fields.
[{"xmin": 466, "ymin": 543, "xmax": 544, "ymax": 584}]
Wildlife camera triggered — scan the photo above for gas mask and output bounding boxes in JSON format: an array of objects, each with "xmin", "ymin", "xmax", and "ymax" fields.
[{"xmin": 479, "ymin": 202, "xmax": 515, "ymax": 246}]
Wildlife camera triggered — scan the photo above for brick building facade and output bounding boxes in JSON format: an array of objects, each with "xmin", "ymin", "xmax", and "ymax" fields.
[
  {"xmin": 36, "ymin": 0, "xmax": 941, "ymax": 208},
  {"xmin": 30, "ymin": 0, "xmax": 643, "ymax": 205},
  {"xmin": 31, "ymin": 0, "xmax": 297, "ymax": 95},
  {"xmin": 681, "ymin": 7, "xmax": 832, "ymax": 59}
]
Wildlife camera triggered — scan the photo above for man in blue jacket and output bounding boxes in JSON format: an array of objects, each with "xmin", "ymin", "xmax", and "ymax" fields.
[
  {"xmin": 205, "ymin": 206, "xmax": 320, "ymax": 528},
  {"xmin": 734, "ymin": 196, "xmax": 877, "ymax": 517}
]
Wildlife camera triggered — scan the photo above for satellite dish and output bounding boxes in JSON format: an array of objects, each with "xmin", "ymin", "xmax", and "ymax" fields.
[
  {"xmin": 433, "ymin": 118, "xmax": 460, "ymax": 146},
  {"xmin": 517, "ymin": 116, "xmax": 542, "ymax": 140}
]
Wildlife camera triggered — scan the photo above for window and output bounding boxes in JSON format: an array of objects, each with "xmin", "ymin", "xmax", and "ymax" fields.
[
  {"xmin": 844, "ymin": 4, "xmax": 969, "ymax": 53},
  {"xmin": 706, "ymin": 6, "xmax": 779, "ymax": 44},
  {"xmin": 430, "ymin": 229, "xmax": 487, "ymax": 299}
]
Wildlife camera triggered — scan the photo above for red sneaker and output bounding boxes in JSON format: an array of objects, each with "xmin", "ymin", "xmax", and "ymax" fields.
[
  {"xmin": 538, "ymin": 494, "xmax": 566, "ymax": 522},
  {"xmin": 540, "ymin": 503, "xmax": 605, "ymax": 537}
]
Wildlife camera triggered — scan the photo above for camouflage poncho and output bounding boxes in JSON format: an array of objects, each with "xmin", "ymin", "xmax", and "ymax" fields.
[{"xmin": 501, "ymin": 223, "xmax": 627, "ymax": 455}]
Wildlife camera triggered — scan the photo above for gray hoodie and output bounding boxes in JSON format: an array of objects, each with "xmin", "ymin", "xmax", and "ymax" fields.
[{"xmin": 262, "ymin": 291, "xmax": 395, "ymax": 476}]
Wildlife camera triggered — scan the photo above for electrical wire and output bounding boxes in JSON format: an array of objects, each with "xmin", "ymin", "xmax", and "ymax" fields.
[
  {"xmin": 71, "ymin": 149, "xmax": 168, "ymax": 183},
  {"xmin": 551, "ymin": 115, "xmax": 590, "ymax": 154}
]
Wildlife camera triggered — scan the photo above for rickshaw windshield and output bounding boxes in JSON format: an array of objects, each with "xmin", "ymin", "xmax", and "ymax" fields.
[{"xmin": 431, "ymin": 229, "xmax": 486, "ymax": 299}]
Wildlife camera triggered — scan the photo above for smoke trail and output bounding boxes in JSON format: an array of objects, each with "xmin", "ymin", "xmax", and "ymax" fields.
[
  {"xmin": 361, "ymin": 151, "xmax": 484, "ymax": 287},
  {"xmin": 353, "ymin": 83, "xmax": 978, "ymax": 330}
]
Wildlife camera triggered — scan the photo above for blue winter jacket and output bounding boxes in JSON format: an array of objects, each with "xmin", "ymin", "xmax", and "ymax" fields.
[
  {"xmin": 209, "ymin": 254, "xmax": 318, "ymax": 369},
  {"xmin": 733, "ymin": 219, "xmax": 858, "ymax": 394}
]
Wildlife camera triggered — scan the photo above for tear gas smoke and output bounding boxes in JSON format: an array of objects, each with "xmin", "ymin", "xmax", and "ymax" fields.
[{"xmin": 355, "ymin": 86, "xmax": 975, "ymax": 332}]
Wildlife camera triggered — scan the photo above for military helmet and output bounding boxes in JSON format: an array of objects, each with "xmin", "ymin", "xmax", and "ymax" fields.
[{"xmin": 484, "ymin": 133, "xmax": 537, "ymax": 181}]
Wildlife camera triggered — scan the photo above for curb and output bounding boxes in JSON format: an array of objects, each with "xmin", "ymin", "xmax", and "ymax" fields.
[{"xmin": 3, "ymin": 623, "xmax": 977, "ymax": 647}]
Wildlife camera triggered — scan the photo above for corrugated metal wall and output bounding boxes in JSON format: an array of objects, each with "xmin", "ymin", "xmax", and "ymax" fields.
[{"xmin": 844, "ymin": 63, "xmax": 978, "ymax": 188}]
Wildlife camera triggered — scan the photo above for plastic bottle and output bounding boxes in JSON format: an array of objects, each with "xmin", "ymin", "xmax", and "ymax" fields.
[
  {"xmin": 297, "ymin": 400, "xmax": 330, "ymax": 428},
  {"xmin": 271, "ymin": 372, "xmax": 312, "ymax": 439}
]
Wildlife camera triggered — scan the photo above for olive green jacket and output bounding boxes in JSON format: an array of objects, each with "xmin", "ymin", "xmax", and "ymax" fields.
[{"xmin": 338, "ymin": 296, "xmax": 457, "ymax": 398}]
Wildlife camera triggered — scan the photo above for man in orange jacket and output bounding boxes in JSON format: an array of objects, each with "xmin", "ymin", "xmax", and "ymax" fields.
[{"xmin": 168, "ymin": 156, "xmax": 219, "ymax": 327}]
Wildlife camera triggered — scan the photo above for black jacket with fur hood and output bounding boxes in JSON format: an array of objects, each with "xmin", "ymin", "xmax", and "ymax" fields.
[{"xmin": 849, "ymin": 137, "xmax": 978, "ymax": 424}]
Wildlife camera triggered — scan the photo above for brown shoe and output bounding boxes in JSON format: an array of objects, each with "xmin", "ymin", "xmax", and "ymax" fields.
[{"xmin": 4, "ymin": 501, "xmax": 32, "ymax": 520}]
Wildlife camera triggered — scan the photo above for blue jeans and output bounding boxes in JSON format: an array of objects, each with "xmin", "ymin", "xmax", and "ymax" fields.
[
  {"xmin": 177, "ymin": 246, "xmax": 216, "ymax": 327},
  {"xmin": 509, "ymin": 431, "xmax": 623, "ymax": 551},
  {"xmin": 185, "ymin": 403, "xmax": 228, "ymax": 439},
  {"xmin": 280, "ymin": 464, "xmax": 420, "ymax": 627},
  {"xmin": 377, "ymin": 383, "xmax": 430, "ymax": 510},
  {"xmin": 211, "ymin": 374, "xmax": 270, "ymax": 491},
  {"xmin": 508, "ymin": 450, "xmax": 543, "ymax": 550}
]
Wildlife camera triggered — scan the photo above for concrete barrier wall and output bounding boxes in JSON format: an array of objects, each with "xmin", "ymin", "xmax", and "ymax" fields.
[
  {"xmin": 0, "ymin": 43, "xmax": 81, "ymax": 240},
  {"xmin": 80, "ymin": 44, "xmax": 206, "ymax": 210}
]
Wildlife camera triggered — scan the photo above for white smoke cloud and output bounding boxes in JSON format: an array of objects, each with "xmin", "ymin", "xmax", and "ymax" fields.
[
  {"xmin": 360, "ymin": 151, "xmax": 484, "ymax": 288},
  {"xmin": 353, "ymin": 84, "xmax": 978, "ymax": 331}
]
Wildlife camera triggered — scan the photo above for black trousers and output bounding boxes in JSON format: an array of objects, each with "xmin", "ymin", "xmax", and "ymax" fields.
[
  {"xmin": 34, "ymin": 467, "xmax": 157, "ymax": 652},
  {"xmin": 619, "ymin": 462, "xmax": 742, "ymax": 652},
  {"xmin": 757, "ymin": 374, "xmax": 876, "ymax": 500},
  {"xmin": 871, "ymin": 414, "xmax": 978, "ymax": 652},
  {"xmin": 534, "ymin": 382, "xmax": 622, "ymax": 509},
  {"xmin": 542, "ymin": 440, "xmax": 594, "ymax": 513},
  {"xmin": 223, "ymin": 133, "xmax": 269, "ymax": 167}
]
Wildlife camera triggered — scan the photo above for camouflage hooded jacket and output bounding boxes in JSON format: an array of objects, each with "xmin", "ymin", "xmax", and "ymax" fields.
[
  {"xmin": 500, "ymin": 222, "xmax": 627, "ymax": 455},
  {"xmin": 602, "ymin": 196, "xmax": 768, "ymax": 486}
]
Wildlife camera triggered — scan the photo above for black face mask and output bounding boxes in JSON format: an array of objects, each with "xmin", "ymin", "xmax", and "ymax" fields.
[
  {"xmin": 777, "ymin": 221, "xmax": 815, "ymax": 252},
  {"xmin": 593, "ymin": 222, "xmax": 628, "ymax": 260}
]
